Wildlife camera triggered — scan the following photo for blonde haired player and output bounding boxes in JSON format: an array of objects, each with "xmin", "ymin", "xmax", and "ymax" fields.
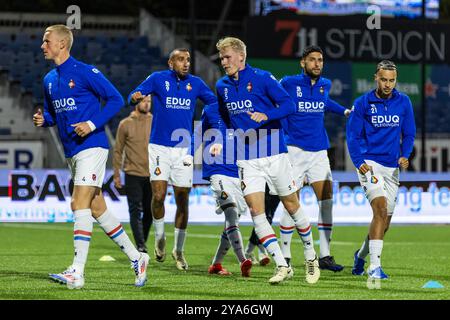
[
  {"xmin": 34, "ymin": 24, "xmax": 149, "ymax": 289},
  {"xmin": 213, "ymin": 37, "xmax": 320, "ymax": 284}
]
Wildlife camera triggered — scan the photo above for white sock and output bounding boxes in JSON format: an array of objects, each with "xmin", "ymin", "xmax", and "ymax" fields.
[
  {"xmin": 279, "ymin": 208, "xmax": 294, "ymax": 260},
  {"xmin": 224, "ymin": 207, "xmax": 245, "ymax": 262},
  {"xmin": 212, "ymin": 230, "xmax": 230, "ymax": 265},
  {"xmin": 72, "ymin": 209, "xmax": 93, "ymax": 274},
  {"xmin": 369, "ymin": 240, "xmax": 383, "ymax": 269},
  {"xmin": 358, "ymin": 235, "xmax": 370, "ymax": 259},
  {"xmin": 318, "ymin": 199, "xmax": 333, "ymax": 258},
  {"xmin": 153, "ymin": 217, "xmax": 165, "ymax": 243},
  {"xmin": 96, "ymin": 209, "xmax": 140, "ymax": 261},
  {"xmin": 290, "ymin": 206, "xmax": 316, "ymax": 261},
  {"xmin": 174, "ymin": 228, "xmax": 186, "ymax": 252},
  {"xmin": 252, "ymin": 214, "xmax": 287, "ymax": 267}
]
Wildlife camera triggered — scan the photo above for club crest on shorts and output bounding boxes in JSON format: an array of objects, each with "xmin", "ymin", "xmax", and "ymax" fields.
[
  {"xmin": 68, "ymin": 79, "xmax": 75, "ymax": 89},
  {"xmin": 220, "ymin": 191, "xmax": 228, "ymax": 200},
  {"xmin": 154, "ymin": 167, "xmax": 161, "ymax": 176},
  {"xmin": 247, "ymin": 82, "xmax": 252, "ymax": 92},
  {"xmin": 240, "ymin": 181, "xmax": 246, "ymax": 191},
  {"xmin": 92, "ymin": 174, "xmax": 96, "ymax": 181},
  {"xmin": 186, "ymin": 83, "xmax": 192, "ymax": 92},
  {"xmin": 370, "ymin": 175, "xmax": 379, "ymax": 184}
]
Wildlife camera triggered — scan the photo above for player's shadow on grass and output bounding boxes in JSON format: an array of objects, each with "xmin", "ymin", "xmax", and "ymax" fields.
[
  {"xmin": 394, "ymin": 273, "xmax": 450, "ymax": 282},
  {"xmin": 0, "ymin": 269, "xmax": 48, "ymax": 281},
  {"xmin": 0, "ymin": 292, "xmax": 56, "ymax": 299}
]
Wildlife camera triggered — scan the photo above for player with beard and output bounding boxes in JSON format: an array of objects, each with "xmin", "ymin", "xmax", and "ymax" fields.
[{"xmin": 279, "ymin": 45, "xmax": 351, "ymax": 272}]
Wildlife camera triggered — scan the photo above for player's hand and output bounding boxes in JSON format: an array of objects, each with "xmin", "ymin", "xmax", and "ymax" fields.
[
  {"xmin": 182, "ymin": 155, "xmax": 193, "ymax": 166},
  {"xmin": 33, "ymin": 108, "xmax": 44, "ymax": 127},
  {"xmin": 131, "ymin": 91, "xmax": 145, "ymax": 104},
  {"xmin": 358, "ymin": 163, "xmax": 372, "ymax": 175},
  {"xmin": 247, "ymin": 111, "xmax": 268, "ymax": 123},
  {"xmin": 113, "ymin": 175, "xmax": 122, "ymax": 189},
  {"xmin": 398, "ymin": 157, "xmax": 409, "ymax": 170},
  {"xmin": 209, "ymin": 143, "xmax": 223, "ymax": 156},
  {"xmin": 344, "ymin": 109, "xmax": 352, "ymax": 118},
  {"xmin": 71, "ymin": 122, "xmax": 92, "ymax": 137}
]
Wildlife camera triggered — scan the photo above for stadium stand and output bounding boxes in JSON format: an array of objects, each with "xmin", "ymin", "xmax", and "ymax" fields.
[{"xmin": 0, "ymin": 32, "xmax": 169, "ymax": 137}]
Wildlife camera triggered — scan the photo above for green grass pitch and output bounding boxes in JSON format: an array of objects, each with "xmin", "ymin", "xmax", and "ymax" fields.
[{"xmin": 0, "ymin": 223, "xmax": 449, "ymax": 300}]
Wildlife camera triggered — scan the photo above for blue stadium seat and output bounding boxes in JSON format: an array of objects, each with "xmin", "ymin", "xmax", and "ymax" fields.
[
  {"xmin": 147, "ymin": 46, "xmax": 161, "ymax": 57},
  {"xmin": 32, "ymin": 83, "xmax": 44, "ymax": 101},
  {"xmin": 110, "ymin": 63, "xmax": 128, "ymax": 77},
  {"xmin": 1, "ymin": 32, "xmax": 166, "ymax": 133},
  {"xmin": 0, "ymin": 51, "xmax": 14, "ymax": 67},
  {"xmin": 16, "ymin": 51, "xmax": 35, "ymax": 66},
  {"xmin": 20, "ymin": 74, "xmax": 35, "ymax": 91}
]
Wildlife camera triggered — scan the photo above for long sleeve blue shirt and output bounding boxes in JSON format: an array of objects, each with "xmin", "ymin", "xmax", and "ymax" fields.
[
  {"xmin": 216, "ymin": 64, "xmax": 296, "ymax": 160},
  {"xmin": 42, "ymin": 56, "xmax": 124, "ymax": 158},
  {"xmin": 128, "ymin": 70, "xmax": 217, "ymax": 148},
  {"xmin": 346, "ymin": 89, "xmax": 416, "ymax": 168},
  {"xmin": 280, "ymin": 73, "xmax": 347, "ymax": 151},
  {"xmin": 201, "ymin": 103, "xmax": 239, "ymax": 180}
]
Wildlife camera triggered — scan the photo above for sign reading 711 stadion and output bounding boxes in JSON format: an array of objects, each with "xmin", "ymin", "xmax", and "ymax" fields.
[{"xmin": 246, "ymin": 13, "xmax": 449, "ymax": 63}]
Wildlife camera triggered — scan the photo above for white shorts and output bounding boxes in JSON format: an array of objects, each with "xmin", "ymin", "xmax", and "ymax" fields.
[
  {"xmin": 236, "ymin": 153, "xmax": 298, "ymax": 197},
  {"xmin": 148, "ymin": 143, "xmax": 193, "ymax": 188},
  {"xmin": 357, "ymin": 160, "xmax": 400, "ymax": 215},
  {"xmin": 67, "ymin": 147, "xmax": 108, "ymax": 188},
  {"xmin": 210, "ymin": 174, "xmax": 248, "ymax": 216},
  {"xmin": 287, "ymin": 146, "xmax": 332, "ymax": 188}
]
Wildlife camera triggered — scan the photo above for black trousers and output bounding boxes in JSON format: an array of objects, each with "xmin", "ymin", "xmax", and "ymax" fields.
[
  {"xmin": 125, "ymin": 174, "xmax": 153, "ymax": 250},
  {"xmin": 248, "ymin": 184, "xmax": 281, "ymax": 246}
]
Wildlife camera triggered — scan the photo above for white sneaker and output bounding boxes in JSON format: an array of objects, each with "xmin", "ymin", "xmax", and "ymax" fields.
[
  {"xmin": 305, "ymin": 257, "xmax": 320, "ymax": 284},
  {"xmin": 132, "ymin": 253, "xmax": 150, "ymax": 287},
  {"xmin": 172, "ymin": 250, "xmax": 188, "ymax": 271},
  {"xmin": 268, "ymin": 266, "xmax": 292, "ymax": 284},
  {"xmin": 49, "ymin": 266, "xmax": 84, "ymax": 289},
  {"xmin": 154, "ymin": 237, "xmax": 166, "ymax": 262}
]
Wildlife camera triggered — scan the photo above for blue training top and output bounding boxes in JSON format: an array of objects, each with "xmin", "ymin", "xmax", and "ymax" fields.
[
  {"xmin": 128, "ymin": 69, "xmax": 217, "ymax": 148},
  {"xmin": 346, "ymin": 88, "xmax": 416, "ymax": 168},
  {"xmin": 280, "ymin": 73, "xmax": 347, "ymax": 151},
  {"xmin": 201, "ymin": 103, "xmax": 239, "ymax": 180},
  {"xmin": 42, "ymin": 56, "xmax": 124, "ymax": 158},
  {"xmin": 216, "ymin": 64, "xmax": 296, "ymax": 160}
]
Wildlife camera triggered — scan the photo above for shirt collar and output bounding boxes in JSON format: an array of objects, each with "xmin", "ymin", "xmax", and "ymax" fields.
[
  {"xmin": 226, "ymin": 63, "xmax": 252, "ymax": 84},
  {"xmin": 56, "ymin": 56, "xmax": 76, "ymax": 72},
  {"xmin": 169, "ymin": 69, "xmax": 191, "ymax": 81},
  {"xmin": 368, "ymin": 88, "xmax": 399, "ymax": 103},
  {"xmin": 299, "ymin": 72, "xmax": 322, "ymax": 86}
]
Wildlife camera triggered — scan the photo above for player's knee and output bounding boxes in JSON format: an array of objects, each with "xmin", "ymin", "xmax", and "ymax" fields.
[
  {"xmin": 70, "ymin": 201, "xmax": 78, "ymax": 212},
  {"xmin": 70, "ymin": 198, "xmax": 84, "ymax": 212},
  {"xmin": 281, "ymin": 198, "xmax": 299, "ymax": 214},
  {"xmin": 249, "ymin": 207, "xmax": 264, "ymax": 216},
  {"xmin": 152, "ymin": 192, "xmax": 166, "ymax": 205},
  {"xmin": 175, "ymin": 190, "xmax": 189, "ymax": 202},
  {"xmin": 373, "ymin": 205, "xmax": 388, "ymax": 220}
]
